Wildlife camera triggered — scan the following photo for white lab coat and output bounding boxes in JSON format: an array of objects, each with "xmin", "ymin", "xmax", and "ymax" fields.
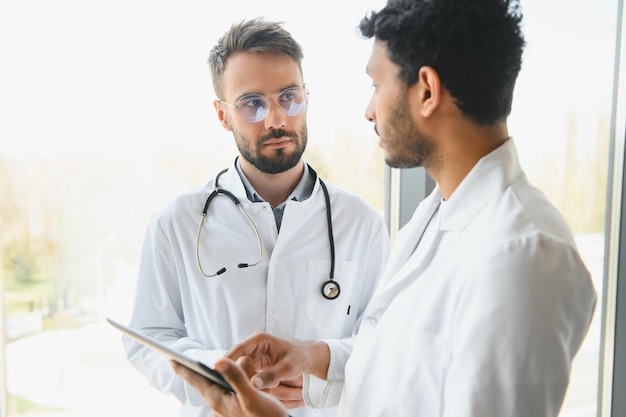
[
  {"xmin": 305, "ymin": 139, "xmax": 597, "ymax": 417},
  {"xmin": 124, "ymin": 161, "xmax": 390, "ymax": 417}
]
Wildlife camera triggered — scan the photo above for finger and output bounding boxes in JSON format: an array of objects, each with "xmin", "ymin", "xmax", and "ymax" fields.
[
  {"xmin": 171, "ymin": 361, "xmax": 231, "ymax": 410},
  {"xmin": 215, "ymin": 358, "xmax": 267, "ymax": 396},
  {"xmin": 225, "ymin": 343, "xmax": 252, "ymax": 362},
  {"xmin": 280, "ymin": 399, "xmax": 306, "ymax": 409},
  {"xmin": 216, "ymin": 359, "xmax": 292, "ymax": 417},
  {"xmin": 266, "ymin": 383, "xmax": 303, "ymax": 403},
  {"xmin": 226, "ymin": 332, "xmax": 272, "ymax": 360},
  {"xmin": 174, "ymin": 359, "xmax": 289, "ymax": 417},
  {"xmin": 251, "ymin": 362, "xmax": 299, "ymax": 390},
  {"xmin": 236, "ymin": 356, "xmax": 260, "ymax": 379},
  {"xmin": 171, "ymin": 360, "xmax": 207, "ymax": 389},
  {"xmin": 277, "ymin": 376, "xmax": 303, "ymax": 388}
]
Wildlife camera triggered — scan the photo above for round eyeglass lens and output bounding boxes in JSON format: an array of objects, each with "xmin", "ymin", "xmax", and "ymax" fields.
[
  {"xmin": 236, "ymin": 87, "xmax": 307, "ymax": 122},
  {"xmin": 237, "ymin": 96, "xmax": 268, "ymax": 123},
  {"xmin": 278, "ymin": 88, "xmax": 307, "ymax": 116}
]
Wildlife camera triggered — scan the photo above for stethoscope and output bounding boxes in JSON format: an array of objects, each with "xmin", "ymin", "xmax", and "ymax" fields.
[{"xmin": 196, "ymin": 165, "xmax": 341, "ymax": 300}]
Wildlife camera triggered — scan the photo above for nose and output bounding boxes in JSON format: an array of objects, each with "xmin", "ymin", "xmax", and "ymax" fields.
[
  {"xmin": 264, "ymin": 97, "xmax": 287, "ymax": 129},
  {"xmin": 365, "ymin": 95, "xmax": 376, "ymax": 123}
]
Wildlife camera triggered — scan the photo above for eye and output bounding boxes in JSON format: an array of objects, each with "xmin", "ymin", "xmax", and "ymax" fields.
[
  {"xmin": 279, "ymin": 89, "xmax": 299, "ymax": 103},
  {"xmin": 239, "ymin": 95, "xmax": 265, "ymax": 109}
]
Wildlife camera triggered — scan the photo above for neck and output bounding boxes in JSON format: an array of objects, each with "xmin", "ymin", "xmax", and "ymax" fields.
[
  {"xmin": 239, "ymin": 158, "xmax": 305, "ymax": 208},
  {"xmin": 426, "ymin": 120, "xmax": 509, "ymax": 200}
]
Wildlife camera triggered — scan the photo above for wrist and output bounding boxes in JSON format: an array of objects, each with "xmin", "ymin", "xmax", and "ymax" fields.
[{"xmin": 304, "ymin": 341, "xmax": 330, "ymax": 380}]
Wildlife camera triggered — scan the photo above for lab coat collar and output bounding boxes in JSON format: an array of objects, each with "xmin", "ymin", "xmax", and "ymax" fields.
[
  {"xmin": 364, "ymin": 139, "xmax": 522, "ymax": 319},
  {"xmin": 213, "ymin": 158, "xmax": 323, "ymax": 208},
  {"xmin": 214, "ymin": 159, "xmax": 250, "ymax": 202},
  {"xmin": 439, "ymin": 138, "xmax": 521, "ymax": 231}
]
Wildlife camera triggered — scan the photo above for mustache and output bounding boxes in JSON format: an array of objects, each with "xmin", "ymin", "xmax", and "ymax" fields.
[{"xmin": 259, "ymin": 129, "xmax": 298, "ymax": 143}]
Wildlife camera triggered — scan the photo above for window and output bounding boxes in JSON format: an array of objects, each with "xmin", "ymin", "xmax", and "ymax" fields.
[
  {"xmin": 1, "ymin": 0, "xmax": 622, "ymax": 416},
  {"xmin": 511, "ymin": 2, "xmax": 617, "ymax": 414}
]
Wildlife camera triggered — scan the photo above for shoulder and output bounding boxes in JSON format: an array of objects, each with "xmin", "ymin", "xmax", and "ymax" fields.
[
  {"xmin": 149, "ymin": 182, "xmax": 213, "ymax": 226},
  {"xmin": 465, "ymin": 219, "xmax": 594, "ymax": 314},
  {"xmin": 462, "ymin": 176, "xmax": 593, "ymax": 297},
  {"xmin": 510, "ymin": 176, "xmax": 575, "ymax": 243},
  {"xmin": 474, "ymin": 174, "xmax": 578, "ymax": 254}
]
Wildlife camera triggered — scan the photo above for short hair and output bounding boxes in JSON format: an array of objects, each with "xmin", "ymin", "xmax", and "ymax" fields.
[
  {"xmin": 358, "ymin": 0, "xmax": 526, "ymax": 125},
  {"xmin": 208, "ymin": 18, "xmax": 304, "ymax": 98}
]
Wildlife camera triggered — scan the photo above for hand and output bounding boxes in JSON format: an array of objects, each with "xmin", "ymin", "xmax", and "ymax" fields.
[
  {"xmin": 226, "ymin": 332, "xmax": 329, "ymax": 391},
  {"xmin": 267, "ymin": 376, "xmax": 304, "ymax": 409},
  {"xmin": 171, "ymin": 358, "xmax": 288, "ymax": 417}
]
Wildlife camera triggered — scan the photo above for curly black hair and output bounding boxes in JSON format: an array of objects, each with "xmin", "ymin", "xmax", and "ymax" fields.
[{"xmin": 359, "ymin": 0, "xmax": 525, "ymax": 125}]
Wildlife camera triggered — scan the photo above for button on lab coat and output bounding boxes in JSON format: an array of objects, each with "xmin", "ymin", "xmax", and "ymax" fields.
[
  {"xmin": 306, "ymin": 139, "xmax": 597, "ymax": 417},
  {"xmin": 124, "ymin": 162, "xmax": 390, "ymax": 417}
]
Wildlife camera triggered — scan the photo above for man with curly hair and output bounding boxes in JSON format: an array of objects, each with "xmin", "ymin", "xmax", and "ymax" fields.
[{"xmin": 171, "ymin": 1, "xmax": 598, "ymax": 416}]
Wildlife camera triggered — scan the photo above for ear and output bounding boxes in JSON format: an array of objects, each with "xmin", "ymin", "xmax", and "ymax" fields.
[
  {"xmin": 213, "ymin": 99, "xmax": 233, "ymax": 131},
  {"xmin": 415, "ymin": 66, "xmax": 441, "ymax": 118}
]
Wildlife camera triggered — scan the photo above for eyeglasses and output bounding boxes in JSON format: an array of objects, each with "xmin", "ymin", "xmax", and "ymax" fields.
[{"xmin": 217, "ymin": 86, "xmax": 309, "ymax": 123}]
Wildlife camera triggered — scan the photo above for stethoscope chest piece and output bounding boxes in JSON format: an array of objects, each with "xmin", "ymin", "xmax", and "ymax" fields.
[{"xmin": 321, "ymin": 280, "xmax": 341, "ymax": 300}]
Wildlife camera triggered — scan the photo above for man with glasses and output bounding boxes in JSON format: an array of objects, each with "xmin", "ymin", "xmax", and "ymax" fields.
[
  {"xmin": 170, "ymin": 1, "xmax": 597, "ymax": 416},
  {"xmin": 122, "ymin": 17, "xmax": 390, "ymax": 417}
]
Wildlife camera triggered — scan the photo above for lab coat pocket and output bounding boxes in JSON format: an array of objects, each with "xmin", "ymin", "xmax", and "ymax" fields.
[{"xmin": 307, "ymin": 259, "xmax": 358, "ymax": 334}]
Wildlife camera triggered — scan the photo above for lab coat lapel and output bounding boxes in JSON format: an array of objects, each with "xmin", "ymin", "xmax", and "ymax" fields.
[
  {"xmin": 365, "ymin": 188, "xmax": 442, "ymax": 316},
  {"xmin": 364, "ymin": 139, "xmax": 522, "ymax": 319},
  {"xmin": 389, "ymin": 189, "xmax": 442, "ymax": 272}
]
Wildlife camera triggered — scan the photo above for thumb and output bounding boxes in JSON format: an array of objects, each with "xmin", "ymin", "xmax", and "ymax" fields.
[
  {"xmin": 215, "ymin": 358, "xmax": 265, "ymax": 395},
  {"xmin": 247, "ymin": 365, "xmax": 292, "ymax": 390}
]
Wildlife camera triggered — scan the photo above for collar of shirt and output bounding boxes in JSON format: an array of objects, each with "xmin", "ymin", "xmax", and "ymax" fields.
[{"xmin": 234, "ymin": 158, "xmax": 316, "ymax": 231}]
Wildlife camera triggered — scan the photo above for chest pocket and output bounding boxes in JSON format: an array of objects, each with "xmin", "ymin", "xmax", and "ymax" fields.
[{"xmin": 306, "ymin": 259, "xmax": 358, "ymax": 335}]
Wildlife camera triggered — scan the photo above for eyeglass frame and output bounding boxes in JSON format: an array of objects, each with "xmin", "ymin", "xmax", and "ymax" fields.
[{"xmin": 216, "ymin": 85, "xmax": 309, "ymax": 123}]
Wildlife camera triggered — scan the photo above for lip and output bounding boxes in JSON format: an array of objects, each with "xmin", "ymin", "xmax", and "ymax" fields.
[{"xmin": 263, "ymin": 138, "xmax": 292, "ymax": 148}]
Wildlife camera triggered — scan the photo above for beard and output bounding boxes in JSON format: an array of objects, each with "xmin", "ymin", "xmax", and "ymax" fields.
[
  {"xmin": 380, "ymin": 91, "xmax": 435, "ymax": 169},
  {"xmin": 233, "ymin": 124, "xmax": 308, "ymax": 174}
]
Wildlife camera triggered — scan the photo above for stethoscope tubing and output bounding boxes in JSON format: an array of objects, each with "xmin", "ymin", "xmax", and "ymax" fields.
[
  {"xmin": 196, "ymin": 165, "xmax": 340, "ymax": 300},
  {"xmin": 318, "ymin": 179, "xmax": 335, "ymax": 280},
  {"xmin": 196, "ymin": 169, "xmax": 263, "ymax": 277}
]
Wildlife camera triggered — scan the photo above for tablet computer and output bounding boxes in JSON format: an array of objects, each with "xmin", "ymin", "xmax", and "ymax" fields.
[{"xmin": 106, "ymin": 317, "xmax": 235, "ymax": 394}]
